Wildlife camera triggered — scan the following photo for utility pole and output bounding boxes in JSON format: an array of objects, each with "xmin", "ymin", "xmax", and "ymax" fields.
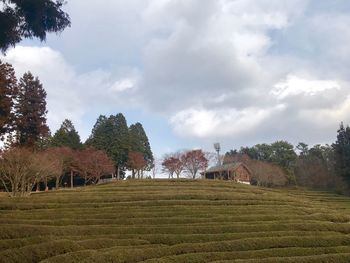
[{"xmin": 214, "ymin": 143, "xmax": 221, "ymax": 166}]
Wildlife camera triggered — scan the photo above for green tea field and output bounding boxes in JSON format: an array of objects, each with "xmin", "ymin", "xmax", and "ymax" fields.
[{"xmin": 2, "ymin": 180, "xmax": 350, "ymax": 262}]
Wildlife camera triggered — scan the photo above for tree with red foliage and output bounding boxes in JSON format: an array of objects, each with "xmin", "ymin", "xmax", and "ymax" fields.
[
  {"xmin": 128, "ymin": 151, "xmax": 147, "ymax": 179},
  {"xmin": 0, "ymin": 60, "xmax": 17, "ymax": 140},
  {"xmin": 162, "ymin": 153, "xmax": 184, "ymax": 179},
  {"xmin": 78, "ymin": 147, "xmax": 115, "ymax": 184},
  {"xmin": 45, "ymin": 146, "xmax": 72, "ymax": 189},
  {"xmin": 59, "ymin": 147, "xmax": 79, "ymax": 188},
  {"xmin": 162, "ymin": 156, "xmax": 175, "ymax": 179},
  {"xmin": 181, "ymin": 149, "xmax": 208, "ymax": 179},
  {"xmin": 173, "ymin": 152, "xmax": 184, "ymax": 179}
]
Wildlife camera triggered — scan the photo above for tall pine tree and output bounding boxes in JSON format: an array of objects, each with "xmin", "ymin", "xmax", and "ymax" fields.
[
  {"xmin": 0, "ymin": 60, "xmax": 17, "ymax": 140},
  {"xmin": 14, "ymin": 72, "xmax": 49, "ymax": 148},
  {"xmin": 129, "ymin": 122, "xmax": 154, "ymax": 170},
  {"xmin": 85, "ymin": 115, "xmax": 109, "ymax": 150},
  {"xmin": 333, "ymin": 122, "xmax": 350, "ymax": 186},
  {"xmin": 51, "ymin": 119, "xmax": 82, "ymax": 150},
  {"xmin": 110, "ymin": 114, "xmax": 130, "ymax": 178},
  {"xmin": 86, "ymin": 114, "xmax": 129, "ymax": 179}
]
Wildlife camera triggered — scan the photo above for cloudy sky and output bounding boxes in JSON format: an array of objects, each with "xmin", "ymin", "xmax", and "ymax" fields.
[{"xmin": 2, "ymin": 0, "xmax": 350, "ymax": 157}]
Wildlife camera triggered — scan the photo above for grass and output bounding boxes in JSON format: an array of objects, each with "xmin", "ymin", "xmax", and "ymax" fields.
[{"xmin": 1, "ymin": 180, "xmax": 350, "ymax": 262}]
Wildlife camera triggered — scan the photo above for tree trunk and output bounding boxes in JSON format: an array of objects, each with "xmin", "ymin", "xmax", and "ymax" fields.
[
  {"xmin": 11, "ymin": 183, "xmax": 16, "ymax": 197},
  {"xmin": 70, "ymin": 170, "xmax": 74, "ymax": 188},
  {"xmin": 45, "ymin": 177, "xmax": 48, "ymax": 192},
  {"xmin": 0, "ymin": 178, "xmax": 10, "ymax": 195},
  {"xmin": 117, "ymin": 166, "xmax": 120, "ymax": 180},
  {"xmin": 55, "ymin": 176, "xmax": 60, "ymax": 190}
]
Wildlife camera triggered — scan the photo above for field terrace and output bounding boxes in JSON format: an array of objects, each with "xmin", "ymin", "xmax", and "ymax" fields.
[{"xmin": 1, "ymin": 180, "xmax": 350, "ymax": 262}]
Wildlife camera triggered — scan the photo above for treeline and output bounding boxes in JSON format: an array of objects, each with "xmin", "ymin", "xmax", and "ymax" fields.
[
  {"xmin": 0, "ymin": 61, "xmax": 153, "ymax": 197},
  {"xmin": 225, "ymin": 123, "xmax": 350, "ymax": 193}
]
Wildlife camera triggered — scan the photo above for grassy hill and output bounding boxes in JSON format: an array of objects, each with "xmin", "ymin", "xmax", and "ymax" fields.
[{"xmin": 1, "ymin": 180, "xmax": 350, "ymax": 262}]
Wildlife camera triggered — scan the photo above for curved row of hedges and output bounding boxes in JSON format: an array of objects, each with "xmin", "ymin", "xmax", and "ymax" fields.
[{"xmin": 1, "ymin": 180, "xmax": 350, "ymax": 262}]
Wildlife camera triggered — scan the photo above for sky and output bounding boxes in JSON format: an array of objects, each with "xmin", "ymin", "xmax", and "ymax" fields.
[{"xmin": 2, "ymin": 0, "xmax": 350, "ymax": 158}]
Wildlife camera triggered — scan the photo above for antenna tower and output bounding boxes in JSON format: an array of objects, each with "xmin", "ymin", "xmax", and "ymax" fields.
[{"xmin": 214, "ymin": 143, "xmax": 221, "ymax": 166}]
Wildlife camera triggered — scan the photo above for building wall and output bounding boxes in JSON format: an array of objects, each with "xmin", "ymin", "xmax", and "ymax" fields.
[
  {"xmin": 234, "ymin": 165, "xmax": 251, "ymax": 183},
  {"xmin": 205, "ymin": 164, "xmax": 251, "ymax": 184}
]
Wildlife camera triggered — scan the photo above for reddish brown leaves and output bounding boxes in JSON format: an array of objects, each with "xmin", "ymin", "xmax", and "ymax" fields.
[
  {"xmin": 128, "ymin": 151, "xmax": 147, "ymax": 179},
  {"xmin": 77, "ymin": 147, "xmax": 115, "ymax": 184},
  {"xmin": 162, "ymin": 150, "xmax": 208, "ymax": 179}
]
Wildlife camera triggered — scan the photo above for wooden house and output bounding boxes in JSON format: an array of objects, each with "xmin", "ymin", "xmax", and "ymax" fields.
[{"xmin": 203, "ymin": 162, "xmax": 251, "ymax": 185}]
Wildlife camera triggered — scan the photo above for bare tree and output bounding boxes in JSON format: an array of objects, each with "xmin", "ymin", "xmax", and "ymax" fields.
[
  {"xmin": 0, "ymin": 147, "xmax": 61, "ymax": 197},
  {"xmin": 151, "ymin": 158, "xmax": 160, "ymax": 179},
  {"xmin": 45, "ymin": 147, "xmax": 71, "ymax": 189},
  {"xmin": 248, "ymin": 160, "xmax": 287, "ymax": 187}
]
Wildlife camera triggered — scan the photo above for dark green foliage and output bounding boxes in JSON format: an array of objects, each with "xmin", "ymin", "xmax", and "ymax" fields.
[
  {"xmin": 1, "ymin": 181, "xmax": 350, "ymax": 262},
  {"xmin": 111, "ymin": 113, "xmax": 130, "ymax": 171},
  {"xmin": 51, "ymin": 119, "xmax": 82, "ymax": 150},
  {"xmin": 333, "ymin": 123, "xmax": 350, "ymax": 187},
  {"xmin": 269, "ymin": 141, "xmax": 297, "ymax": 170},
  {"xmin": 14, "ymin": 72, "xmax": 49, "ymax": 148},
  {"xmin": 0, "ymin": 0, "xmax": 71, "ymax": 53},
  {"xmin": 238, "ymin": 141, "xmax": 297, "ymax": 170},
  {"xmin": 129, "ymin": 122, "xmax": 154, "ymax": 169},
  {"xmin": 86, "ymin": 114, "xmax": 130, "ymax": 176},
  {"xmin": 35, "ymin": 132, "xmax": 53, "ymax": 150},
  {"xmin": 87, "ymin": 114, "xmax": 153, "ymax": 177},
  {"xmin": 85, "ymin": 115, "xmax": 109, "ymax": 151}
]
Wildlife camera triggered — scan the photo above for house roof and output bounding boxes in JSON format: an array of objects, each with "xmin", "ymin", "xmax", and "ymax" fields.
[{"xmin": 205, "ymin": 162, "xmax": 251, "ymax": 174}]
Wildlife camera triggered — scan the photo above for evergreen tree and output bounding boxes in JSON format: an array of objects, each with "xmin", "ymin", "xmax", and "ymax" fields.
[
  {"xmin": 36, "ymin": 132, "xmax": 52, "ymax": 151},
  {"xmin": 14, "ymin": 72, "xmax": 49, "ymax": 148},
  {"xmin": 0, "ymin": 60, "xmax": 17, "ymax": 140},
  {"xmin": 270, "ymin": 141, "xmax": 297, "ymax": 170},
  {"xmin": 85, "ymin": 115, "xmax": 109, "ymax": 150},
  {"xmin": 51, "ymin": 119, "xmax": 82, "ymax": 150},
  {"xmin": 296, "ymin": 142, "xmax": 309, "ymax": 157},
  {"xmin": 110, "ymin": 114, "xmax": 130, "ymax": 176},
  {"xmin": 129, "ymin": 122, "xmax": 154, "ymax": 170},
  {"xmin": 0, "ymin": 0, "xmax": 71, "ymax": 53},
  {"xmin": 87, "ymin": 114, "xmax": 153, "ymax": 177},
  {"xmin": 86, "ymin": 113, "xmax": 130, "ymax": 178},
  {"xmin": 333, "ymin": 122, "xmax": 350, "ymax": 186}
]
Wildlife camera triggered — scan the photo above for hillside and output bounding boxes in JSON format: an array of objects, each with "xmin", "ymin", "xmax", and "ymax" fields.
[{"xmin": 1, "ymin": 180, "xmax": 350, "ymax": 262}]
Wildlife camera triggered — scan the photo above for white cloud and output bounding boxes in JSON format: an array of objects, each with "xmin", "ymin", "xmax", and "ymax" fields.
[
  {"xmin": 110, "ymin": 78, "xmax": 136, "ymax": 92},
  {"xmin": 271, "ymin": 75, "xmax": 341, "ymax": 99},
  {"xmin": 2, "ymin": 46, "xmax": 137, "ymax": 140},
  {"xmin": 170, "ymin": 105, "xmax": 286, "ymax": 138},
  {"xmin": 4, "ymin": 0, "xmax": 350, "ymax": 153}
]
